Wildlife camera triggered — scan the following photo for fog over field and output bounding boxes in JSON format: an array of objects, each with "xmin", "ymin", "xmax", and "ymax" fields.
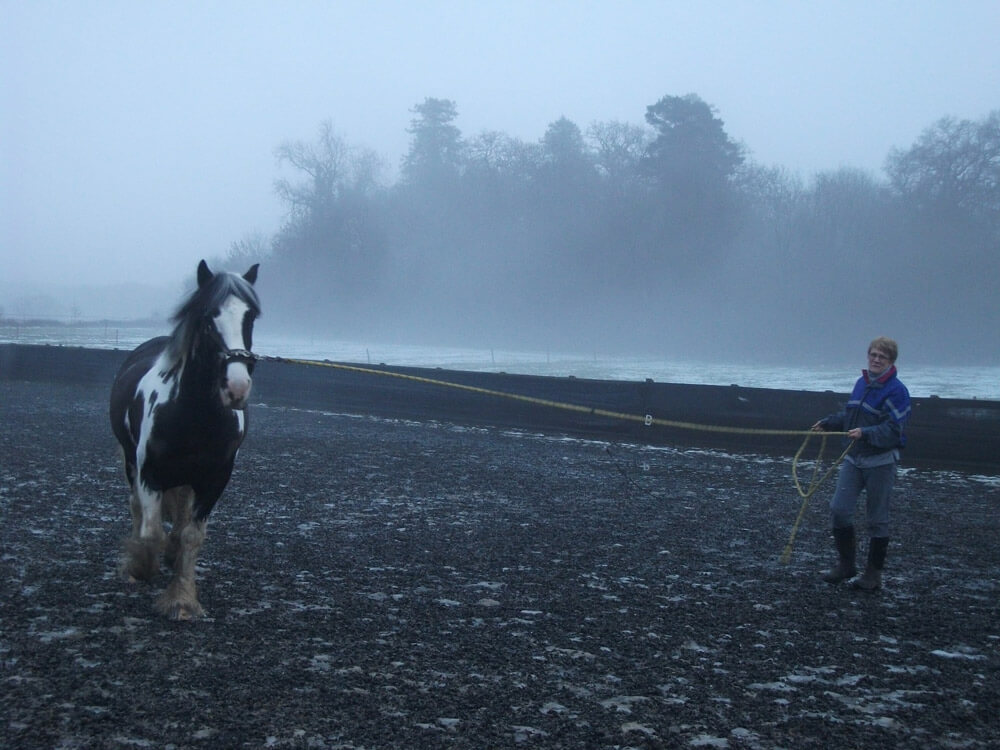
[{"xmin": 2, "ymin": 2, "xmax": 998, "ymax": 365}]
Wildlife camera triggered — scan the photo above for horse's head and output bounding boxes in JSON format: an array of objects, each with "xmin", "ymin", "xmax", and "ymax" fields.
[
  {"xmin": 174, "ymin": 260, "xmax": 261, "ymax": 409},
  {"xmin": 201, "ymin": 260, "xmax": 261, "ymax": 409}
]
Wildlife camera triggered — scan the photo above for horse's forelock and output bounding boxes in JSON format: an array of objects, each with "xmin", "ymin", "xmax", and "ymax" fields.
[{"xmin": 167, "ymin": 272, "xmax": 261, "ymax": 361}]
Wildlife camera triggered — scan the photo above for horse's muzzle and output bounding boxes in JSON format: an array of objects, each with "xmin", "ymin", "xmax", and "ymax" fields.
[{"xmin": 222, "ymin": 361, "xmax": 253, "ymax": 409}]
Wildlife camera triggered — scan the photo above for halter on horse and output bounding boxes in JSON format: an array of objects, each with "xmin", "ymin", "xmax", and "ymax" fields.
[{"xmin": 110, "ymin": 260, "xmax": 261, "ymax": 619}]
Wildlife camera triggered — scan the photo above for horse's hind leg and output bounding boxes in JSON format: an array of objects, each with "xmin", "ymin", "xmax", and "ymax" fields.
[
  {"xmin": 157, "ymin": 517, "xmax": 207, "ymax": 620},
  {"xmin": 121, "ymin": 483, "xmax": 165, "ymax": 582}
]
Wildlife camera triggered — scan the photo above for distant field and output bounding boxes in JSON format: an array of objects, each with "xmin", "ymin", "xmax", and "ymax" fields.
[{"xmin": 3, "ymin": 321, "xmax": 999, "ymax": 400}]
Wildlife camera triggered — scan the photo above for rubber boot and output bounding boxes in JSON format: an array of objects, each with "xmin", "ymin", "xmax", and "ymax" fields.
[
  {"xmin": 822, "ymin": 526, "xmax": 857, "ymax": 584},
  {"xmin": 852, "ymin": 537, "xmax": 889, "ymax": 591}
]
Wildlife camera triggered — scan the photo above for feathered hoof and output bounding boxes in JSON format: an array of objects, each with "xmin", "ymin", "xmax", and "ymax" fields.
[
  {"xmin": 156, "ymin": 593, "xmax": 205, "ymax": 621},
  {"xmin": 156, "ymin": 577, "xmax": 204, "ymax": 620},
  {"xmin": 122, "ymin": 536, "xmax": 164, "ymax": 582}
]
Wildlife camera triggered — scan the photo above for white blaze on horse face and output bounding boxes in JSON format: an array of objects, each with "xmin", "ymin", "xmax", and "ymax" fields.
[{"xmin": 215, "ymin": 295, "xmax": 253, "ymax": 408}]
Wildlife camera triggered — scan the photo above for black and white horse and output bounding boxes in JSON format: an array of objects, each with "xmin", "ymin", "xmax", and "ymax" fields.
[{"xmin": 110, "ymin": 260, "xmax": 261, "ymax": 619}]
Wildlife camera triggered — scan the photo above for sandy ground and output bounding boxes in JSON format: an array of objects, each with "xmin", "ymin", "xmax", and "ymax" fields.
[{"xmin": 1, "ymin": 380, "xmax": 998, "ymax": 749}]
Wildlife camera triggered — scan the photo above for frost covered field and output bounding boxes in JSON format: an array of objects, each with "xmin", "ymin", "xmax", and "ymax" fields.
[{"xmin": 2, "ymin": 380, "xmax": 998, "ymax": 748}]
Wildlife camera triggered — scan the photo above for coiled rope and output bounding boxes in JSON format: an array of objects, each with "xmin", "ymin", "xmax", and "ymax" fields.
[
  {"xmin": 266, "ymin": 356, "xmax": 852, "ymax": 562},
  {"xmin": 782, "ymin": 433, "xmax": 854, "ymax": 563}
]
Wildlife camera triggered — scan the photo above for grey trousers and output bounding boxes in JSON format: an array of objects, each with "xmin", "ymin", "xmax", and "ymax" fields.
[{"xmin": 829, "ymin": 460, "xmax": 896, "ymax": 538}]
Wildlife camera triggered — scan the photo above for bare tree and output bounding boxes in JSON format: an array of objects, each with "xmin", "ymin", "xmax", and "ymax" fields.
[
  {"xmin": 274, "ymin": 120, "xmax": 384, "ymax": 219},
  {"xmin": 886, "ymin": 111, "xmax": 1000, "ymax": 226}
]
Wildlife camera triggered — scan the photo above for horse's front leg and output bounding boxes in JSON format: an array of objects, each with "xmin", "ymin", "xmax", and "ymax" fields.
[
  {"xmin": 122, "ymin": 481, "xmax": 165, "ymax": 583},
  {"xmin": 156, "ymin": 517, "xmax": 207, "ymax": 621},
  {"xmin": 163, "ymin": 487, "xmax": 194, "ymax": 570},
  {"xmin": 157, "ymin": 466, "xmax": 232, "ymax": 620}
]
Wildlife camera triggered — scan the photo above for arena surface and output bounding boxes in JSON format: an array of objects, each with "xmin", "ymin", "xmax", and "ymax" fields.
[{"xmin": 2, "ymin": 380, "xmax": 998, "ymax": 748}]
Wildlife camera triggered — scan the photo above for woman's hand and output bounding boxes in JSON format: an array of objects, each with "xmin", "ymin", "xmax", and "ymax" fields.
[{"xmin": 847, "ymin": 427, "xmax": 863, "ymax": 440}]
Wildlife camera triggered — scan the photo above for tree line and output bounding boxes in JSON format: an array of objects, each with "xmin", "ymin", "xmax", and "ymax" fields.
[{"xmin": 225, "ymin": 95, "xmax": 1000, "ymax": 364}]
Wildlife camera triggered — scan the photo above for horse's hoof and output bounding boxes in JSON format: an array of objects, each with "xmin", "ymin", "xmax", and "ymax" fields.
[
  {"xmin": 157, "ymin": 599, "xmax": 204, "ymax": 621},
  {"xmin": 121, "ymin": 565, "xmax": 152, "ymax": 584},
  {"xmin": 167, "ymin": 604, "xmax": 204, "ymax": 621}
]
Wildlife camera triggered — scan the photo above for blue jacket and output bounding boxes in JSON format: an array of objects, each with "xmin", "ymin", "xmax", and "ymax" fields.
[{"xmin": 822, "ymin": 365, "xmax": 911, "ymax": 462}]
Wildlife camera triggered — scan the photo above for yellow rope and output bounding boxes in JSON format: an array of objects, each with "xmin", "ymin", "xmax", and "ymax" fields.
[
  {"xmin": 781, "ymin": 433, "xmax": 855, "ymax": 564},
  {"xmin": 276, "ymin": 357, "xmax": 831, "ymax": 437},
  {"xmin": 268, "ymin": 356, "xmax": 851, "ymax": 563}
]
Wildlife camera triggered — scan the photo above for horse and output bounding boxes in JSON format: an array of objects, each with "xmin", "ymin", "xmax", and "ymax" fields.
[{"xmin": 109, "ymin": 260, "xmax": 261, "ymax": 620}]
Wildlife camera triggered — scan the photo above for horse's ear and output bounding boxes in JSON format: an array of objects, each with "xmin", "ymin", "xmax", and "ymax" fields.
[
  {"xmin": 197, "ymin": 260, "xmax": 213, "ymax": 288},
  {"xmin": 243, "ymin": 264, "xmax": 259, "ymax": 285}
]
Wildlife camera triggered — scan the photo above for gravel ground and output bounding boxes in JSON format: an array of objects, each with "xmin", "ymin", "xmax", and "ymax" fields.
[{"xmin": 2, "ymin": 380, "xmax": 998, "ymax": 749}]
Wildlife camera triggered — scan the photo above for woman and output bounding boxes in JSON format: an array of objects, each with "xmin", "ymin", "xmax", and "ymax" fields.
[{"xmin": 812, "ymin": 337, "xmax": 911, "ymax": 590}]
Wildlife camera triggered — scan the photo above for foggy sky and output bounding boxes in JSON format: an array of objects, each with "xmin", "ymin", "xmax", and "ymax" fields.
[{"xmin": 2, "ymin": 0, "xmax": 999, "ymax": 297}]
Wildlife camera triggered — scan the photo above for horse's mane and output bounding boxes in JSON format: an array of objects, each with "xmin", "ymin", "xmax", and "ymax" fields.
[{"xmin": 166, "ymin": 272, "xmax": 261, "ymax": 363}]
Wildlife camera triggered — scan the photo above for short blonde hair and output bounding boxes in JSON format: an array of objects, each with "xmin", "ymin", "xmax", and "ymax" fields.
[{"xmin": 868, "ymin": 336, "xmax": 898, "ymax": 363}]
